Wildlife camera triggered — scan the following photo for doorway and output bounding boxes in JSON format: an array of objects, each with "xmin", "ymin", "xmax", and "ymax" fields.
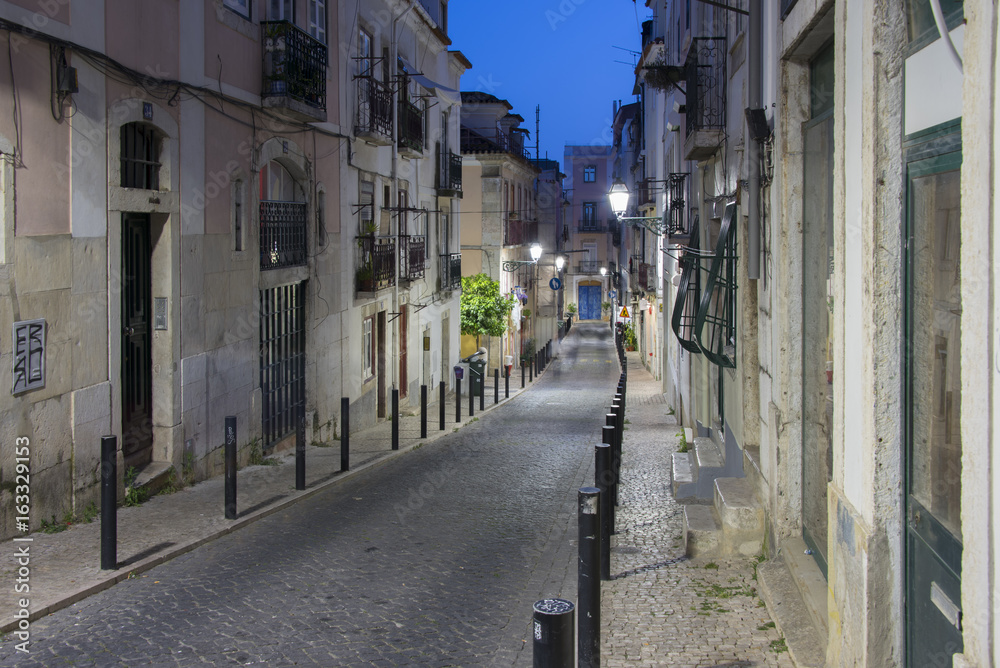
[{"xmin": 121, "ymin": 214, "xmax": 153, "ymax": 469}]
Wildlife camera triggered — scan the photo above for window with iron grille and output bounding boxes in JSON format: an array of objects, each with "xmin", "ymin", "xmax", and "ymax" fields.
[
  {"xmin": 259, "ymin": 282, "xmax": 306, "ymax": 446},
  {"xmin": 121, "ymin": 123, "xmax": 160, "ymax": 190},
  {"xmin": 362, "ymin": 316, "xmax": 374, "ymax": 379}
]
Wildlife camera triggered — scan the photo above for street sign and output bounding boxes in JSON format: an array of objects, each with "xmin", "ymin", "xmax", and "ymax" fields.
[
  {"xmin": 619, "ymin": 306, "xmax": 630, "ymax": 319},
  {"xmin": 549, "ymin": 277, "xmax": 562, "ymax": 290},
  {"xmin": 609, "ymin": 289, "xmax": 617, "ymax": 300}
]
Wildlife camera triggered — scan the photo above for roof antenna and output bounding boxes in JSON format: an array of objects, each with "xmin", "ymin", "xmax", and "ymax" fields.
[{"xmin": 535, "ymin": 104, "xmax": 540, "ymax": 162}]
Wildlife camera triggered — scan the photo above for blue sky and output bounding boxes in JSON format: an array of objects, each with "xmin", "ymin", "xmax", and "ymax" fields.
[{"xmin": 449, "ymin": 1, "xmax": 649, "ymax": 165}]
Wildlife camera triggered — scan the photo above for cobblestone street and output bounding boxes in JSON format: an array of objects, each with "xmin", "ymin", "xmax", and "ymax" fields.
[{"xmin": 0, "ymin": 324, "xmax": 791, "ymax": 667}]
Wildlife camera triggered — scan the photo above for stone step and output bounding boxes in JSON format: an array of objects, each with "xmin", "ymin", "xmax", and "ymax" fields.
[
  {"xmin": 683, "ymin": 504, "xmax": 721, "ymax": 558},
  {"xmin": 671, "ymin": 452, "xmax": 698, "ymax": 502},
  {"xmin": 714, "ymin": 477, "xmax": 764, "ymax": 557},
  {"xmin": 693, "ymin": 437, "xmax": 724, "ymax": 499}
]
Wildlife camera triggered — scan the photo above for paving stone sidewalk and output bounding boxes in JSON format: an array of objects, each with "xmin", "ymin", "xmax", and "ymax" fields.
[
  {"xmin": 601, "ymin": 354, "xmax": 794, "ymax": 667},
  {"xmin": 0, "ymin": 371, "xmax": 536, "ymax": 634}
]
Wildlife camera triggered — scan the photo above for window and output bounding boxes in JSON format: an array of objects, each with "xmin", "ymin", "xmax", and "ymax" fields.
[
  {"xmin": 358, "ymin": 28, "xmax": 372, "ymax": 76},
  {"xmin": 582, "ymin": 202, "xmax": 597, "ymax": 225},
  {"xmin": 223, "ymin": 0, "xmax": 250, "ymax": 19},
  {"xmin": 583, "ymin": 165, "xmax": 596, "ymax": 183},
  {"xmin": 362, "ymin": 316, "xmax": 374, "ymax": 379},
  {"xmin": 308, "ymin": 0, "xmax": 326, "ymax": 42},
  {"xmin": 121, "ymin": 123, "xmax": 160, "ymax": 190},
  {"xmin": 359, "ymin": 180, "xmax": 374, "ymax": 235},
  {"xmin": 259, "ymin": 160, "xmax": 301, "ymax": 202},
  {"xmin": 269, "ymin": 0, "xmax": 293, "ymax": 21},
  {"xmin": 439, "ymin": 1, "xmax": 447, "ymax": 34}
]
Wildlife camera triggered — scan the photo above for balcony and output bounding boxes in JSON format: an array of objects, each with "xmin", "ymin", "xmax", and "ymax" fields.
[
  {"xmin": 356, "ymin": 236, "xmax": 397, "ymax": 293},
  {"xmin": 398, "ymin": 100, "xmax": 424, "ymax": 156},
  {"xmin": 576, "ymin": 260, "xmax": 603, "ymax": 274},
  {"xmin": 261, "ymin": 21, "xmax": 327, "ymax": 122},
  {"xmin": 260, "ymin": 201, "xmax": 307, "ymax": 270},
  {"xmin": 399, "ymin": 235, "xmax": 426, "ymax": 281},
  {"xmin": 356, "ymin": 76, "xmax": 392, "ymax": 145},
  {"xmin": 504, "ymin": 217, "xmax": 538, "ymax": 247},
  {"xmin": 684, "ymin": 37, "xmax": 726, "ymax": 161},
  {"xmin": 578, "ymin": 219, "xmax": 605, "ymax": 233},
  {"xmin": 440, "ymin": 253, "xmax": 462, "ymax": 291},
  {"xmin": 437, "ymin": 148, "xmax": 463, "ymax": 197},
  {"xmin": 460, "ymin": 126, "xmax": 531, "ymax": 162}
]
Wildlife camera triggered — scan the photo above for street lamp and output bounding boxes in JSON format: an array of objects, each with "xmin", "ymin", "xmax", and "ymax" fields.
[
  {"xmin": 502, "ymin": 243, "xmax": 543, "ymax": 272},
  {"xmin": 555, "ymin": 255, "xmax": 565, "ymax": 271},
  {"xmin": 608, "ymin": 178, "xmax": 672, "ymax": 236},
  {"xmin": 600, "ymin": 266, "xmax": 607, "ymax": 277}
]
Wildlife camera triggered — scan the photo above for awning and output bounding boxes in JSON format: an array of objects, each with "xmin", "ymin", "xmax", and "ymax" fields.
[{"xmin": 399, "ymin": 56, "xmax": 461, "ymax": 107}]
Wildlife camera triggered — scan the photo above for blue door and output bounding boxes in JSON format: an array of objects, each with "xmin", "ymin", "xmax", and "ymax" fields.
[{"xmin": 579, "ymin": 285, "xmax": 602, "ymax": 320}]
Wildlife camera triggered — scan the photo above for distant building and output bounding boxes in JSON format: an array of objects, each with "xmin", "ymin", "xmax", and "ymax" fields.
[{"xmin": 563, "ymin": 145, "xmax": 615, "ymax": 322}]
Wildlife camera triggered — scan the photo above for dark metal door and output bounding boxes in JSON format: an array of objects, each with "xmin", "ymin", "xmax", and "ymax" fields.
[
  {"xmin": 121, "ymin": 214, "xmax": 153, "ymax": 469},
  {"xmin": 399, "ymin": 306, "xmax": 408, "ymax": 398},
  {"xmin": 905, "ymin": 142, "xmax": 963, "ymax": 665}
]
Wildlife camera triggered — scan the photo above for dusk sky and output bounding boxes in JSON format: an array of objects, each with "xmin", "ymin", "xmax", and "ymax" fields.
[{"xmin": 449, "ymin": 1, "xmax": 649, "ymax": 166}]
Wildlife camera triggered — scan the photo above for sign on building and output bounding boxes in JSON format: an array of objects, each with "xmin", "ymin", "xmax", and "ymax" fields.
[{"xmin": 12, "ymin": 318, "xmax": 45, "ymax": 394}]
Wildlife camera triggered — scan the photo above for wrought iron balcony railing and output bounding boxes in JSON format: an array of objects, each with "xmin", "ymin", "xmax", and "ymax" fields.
[
  {"xmin": 440, "ymin": 253, "xmax": 462, "ymax": 291},
  {"xmin": 398, "ymin": 100, "xmax": 424, "ymax": 153},
  {"xmin": 578, "ymin": 219, "xmax": 605, "ymax": 233},
  {"xmin": 356, "ymin": 236, "xmax": 397, "ymax": 293},
  {"xmin": 685, "ymin": 37, "xmax": 727, "ymax": 134},
  {"xmin": 576, "ymin": 260, "xmax": 602, "ymax": 274},
  {"xmin": 437, "ymin": 148, "xmax": 463, "ymax": 195},
  {"xmin": 260, "ymin": 201, "xmax": 307, "ymax": 270},
  {"xmin": 261, "ymin": 21, "xmax": 327, "ymax": 113},
  {"xmin": 399, "ymin": 235, "xmax": 426, "ymax": 281},
  {"xmin": 356, "ymin": 75, "xmax": 392, "ymax": 139}
]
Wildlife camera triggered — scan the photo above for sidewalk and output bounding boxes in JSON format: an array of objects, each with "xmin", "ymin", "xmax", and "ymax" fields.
[
  {"xmin": 0, "ymin": 367, "xmax": 540, "ymax": 634},
  {"xmin": 602, "ymin": 353, "xmax": 793, "ymax": 667}
]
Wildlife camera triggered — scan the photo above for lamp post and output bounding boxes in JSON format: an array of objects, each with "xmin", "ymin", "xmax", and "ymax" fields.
[{"xmin": 502, "ymin": 242, "xmax": 543, "ymax": 272}]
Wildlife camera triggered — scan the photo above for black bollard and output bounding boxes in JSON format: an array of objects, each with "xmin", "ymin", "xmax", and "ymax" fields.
[
  {"xmin": 469, "ymin": 373, "xmax": 475, "ymax": 417},
  {"xmin": 421, "ymin": 384, "xmax": 428, "ymax": 439},
  {"xmin": 392, "ymin": 388, "xmax": 399, "ymax": 450},
  {"xmin": 439, "ymin": 381, "xmax": 446, "ymax": 431},
  {"xmin": 530, "ymin": 356, "xmax": 534, "ymax": 382},
  {"xmin": 522, "ymin": 362, "xmax": 526, "ymax": 388},
  {"xmin": 341, "ymin": 397, "xmax": 350, "ymax": 472},
  {"xmin": 225, "ymin": 417, "xmax": 237, "ymax": 518},
  {"xmin": 456, "ymin": 377, "xmax": 462, "ymax": 422},
  {"xmin": 295, "ymin": 407, "xmax": 306, "ymax": 490},
  {"xmin": 100, "ymin": 435, "xmax": 117, "ymax": 570},
  {"xmin": 578, "ymin": 487, "xmax": 601, "ymax": 668},
  {"xmin": 605, "ymin": 414, "xmax": 618, "ymax": 534},
  {"xmin": 494, "ymin": 368, "xmax": 499, "ymax": 404},
  {"xmin": 595, "ymin": 440, "xmax": 613, "ymax": 581},
  {"xmin": 505, "ymin": 366, "xmax": 510, "ymax": 398},
  {"xmin": 532, "ymin": 599, "xmax": 575, "ymax": 668},
  {"xmin": 479, "ymin": 371, "xmax": 485, "ymax": 411}
]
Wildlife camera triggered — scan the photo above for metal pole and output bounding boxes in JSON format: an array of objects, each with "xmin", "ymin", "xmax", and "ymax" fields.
[
  {"xmin": 420, "ymin": 384, "xmax": 427, "ymax": 439},
  {"xmin": 505, "ymin": 366, "xmax": 510, "ymax": 398},
  {"xmin": 494, "ymin": 368, "xmax": 499, "ymax": 404},
  {"xmin": 225, "ymin": 416, "xmax": 237, "ymax": 518},
  {"xmin": 392, "ymin": 388, "xmax": 400, "ymax": 450},
  {"xmin": 578, "ymin": 487, "xmax": 601, "ymax": 668},
  {"xmin": 295, "ymin": 407, "xmax": 305, "ymax": 490},
  {"xmin": 521, "ymin": 362, "xmax": 526, "ymax": 388},
  {"xmin": 456, "ymin": 377, "xmax": 462, "ymax": 422},
  {"xmin": 469, "ymin": 373, "xmax": 475, "ymax": 417},
  {"xmin": 529, "ymin": 356, "xmax": 534, "ymax": 382},
  {"xmin": 596, "ymin": 440, "xmax": 612, "ymax": 581},
  {"xmin": 341, "ymin": 397, "xmax": 350, "ymax": 472},
  {"xmin": 532, "ymin": 599, "xmax": 575, "ymax": 668},
  {"xmin": 439, "ymin": 381, "xmax": 446, "ymax": 430},
  {"xmin": 100, "ymin": 435, "xmax": 117, "ymax": 570},
  {"xmin": 479, "ymin": 371, "xmax": 485, "ymax": 411}
]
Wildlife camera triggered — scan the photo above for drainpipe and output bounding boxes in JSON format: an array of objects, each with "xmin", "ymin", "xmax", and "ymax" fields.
[
  {"xmin": 391, "ymin": 0, "xmax": 417, "ymax": 394},
  {"xmin": 747, "ymin": 0, "xmax": 761, "ymax": 280}
]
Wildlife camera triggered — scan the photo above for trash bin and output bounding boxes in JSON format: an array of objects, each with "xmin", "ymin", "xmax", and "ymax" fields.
[{"xmin": 469, "ymin": 358, "xmax": 487, "ymax": 396}]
